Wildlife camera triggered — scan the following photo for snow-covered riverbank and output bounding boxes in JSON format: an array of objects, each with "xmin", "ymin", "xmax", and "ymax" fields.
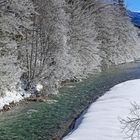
[
  {"xmin": 63, "ymin": 79, "xmax": 140, "ymax": 140},
  {"xmin": 0, "ymin": 83, "xmax": 43, "ymax": 110},
  {"xmin": 0, "ymin": 90, "xmax": 30, "ymax": 110}
]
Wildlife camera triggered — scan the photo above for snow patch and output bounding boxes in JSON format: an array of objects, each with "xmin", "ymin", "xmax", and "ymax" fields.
[
  {"xmin": 62, "ymin": 79, "xmax": 140, "ymax": 140},
  {"xmin": 36, "ymin": 83, "xmax": 43, "ymax": 92},
  {"xmin": 0, "ymin": 89, "xmax": 30, "ymax": 110}
]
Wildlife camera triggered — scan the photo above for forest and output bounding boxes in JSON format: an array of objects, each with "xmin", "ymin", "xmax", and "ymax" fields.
[{"xmin": 0, "ymin": 0, "xmax": 140, "ymax": 99}]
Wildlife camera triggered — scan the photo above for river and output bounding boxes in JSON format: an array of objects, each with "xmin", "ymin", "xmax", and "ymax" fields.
[{"xmin": 0, "ymin": 62, "xmax": 140, "ymax": 140}]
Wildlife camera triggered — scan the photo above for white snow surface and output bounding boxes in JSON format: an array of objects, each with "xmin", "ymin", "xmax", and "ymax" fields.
[
  {"xmin": 36, "ymin": 83, "xmax": 43, "ymax": 92},
  {"xmin": 63, "ymin": 79, "xmax": 140, "ymax": 140},
  {"xmin": 0, "ymin": 90, "xmax": 30, "ymax": 110}
]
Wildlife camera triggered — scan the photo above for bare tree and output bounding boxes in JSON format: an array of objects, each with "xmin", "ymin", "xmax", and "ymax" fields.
[
  {"xmin": 120, "ymin": 103, "xmax": 140, "ymax": 140},
  {"xmin": 0, "ymin": 0, "xmax": 35, "ymax": 95},
  {"xmin": 19, "ymin": 0, "xmax": 69, "ymax": 94},
  {"xmin": 65, "ymin": 0, "xmax": 101, "ymax": 75},
  {"xmin": 94, "ymin": 0, "xmax": 140, "ymax": 70}
]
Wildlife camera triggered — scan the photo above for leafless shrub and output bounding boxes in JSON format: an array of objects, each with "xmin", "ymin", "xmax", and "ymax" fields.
[{"xmin": 120, "ymin": 102, "xmax": 140, "ymax": 140}]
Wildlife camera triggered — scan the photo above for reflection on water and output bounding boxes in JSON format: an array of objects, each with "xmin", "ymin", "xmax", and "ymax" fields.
[{"xmin": 0, "ymin": 62, "xmax": 140, "ymax": 140}]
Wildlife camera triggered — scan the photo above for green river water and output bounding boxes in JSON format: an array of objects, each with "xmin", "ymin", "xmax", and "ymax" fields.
[{"xmin": 0, "ymin": 63, "xmax": 140, "ymax": 140}]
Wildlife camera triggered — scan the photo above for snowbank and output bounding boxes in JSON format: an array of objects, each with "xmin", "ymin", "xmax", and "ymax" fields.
[
  {"xmin": 0, "ymin": 82, "xmax": 44, "ymax": 110},
  {"xmin": 63, "ymin": 79, "xmax": 140, "ymax": 140},
  {"xmin": 0, "ymin": 90, "xmax": 30, "ymax": 110}
]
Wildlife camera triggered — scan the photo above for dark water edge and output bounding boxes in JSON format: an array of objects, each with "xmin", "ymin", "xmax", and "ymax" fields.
[{"xmin": 0, "ymin": 62, "xmax": 140, "ymax": 140}]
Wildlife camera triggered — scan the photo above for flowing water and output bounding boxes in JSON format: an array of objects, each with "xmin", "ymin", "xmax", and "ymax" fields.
[{"xmin": 0, "ymin": 63, "xmax": 140, "ymax": 140}]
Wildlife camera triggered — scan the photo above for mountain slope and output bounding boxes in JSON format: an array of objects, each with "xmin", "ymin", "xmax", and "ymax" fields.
[{"xmin": 127, "ymin": 10, "xmax": 140, "ymax": 27}]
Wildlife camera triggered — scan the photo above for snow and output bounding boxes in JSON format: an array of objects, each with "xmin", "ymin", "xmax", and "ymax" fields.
[
  {"xmin": 36, "ymin": 83, "xmax": 43, "ymax": 92},
  {"xmin": 0, "ymin": 90, "xmax": 30, "ymax": 110},
  {"xmin": 62, "ymin": 79, "xmax": 140, "ymax": 140},
  {"xmin": 0, "ymin": 82, "xmax": 42, "ymax": 110}
]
